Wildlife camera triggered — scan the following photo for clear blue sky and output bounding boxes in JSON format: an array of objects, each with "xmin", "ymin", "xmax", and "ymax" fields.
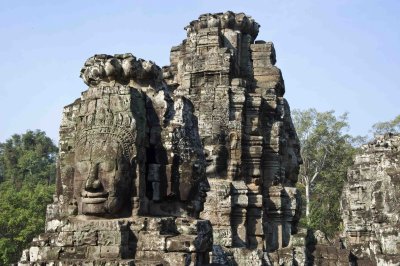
[{"xmin": 1, "ymin": 0, "xmax": 399, "ymax": 143}]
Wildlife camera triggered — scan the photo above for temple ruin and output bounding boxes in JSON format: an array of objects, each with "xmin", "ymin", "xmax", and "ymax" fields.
[{"xmin": 16, "ymin": 10, "xmax": 400, "ymax": 266}]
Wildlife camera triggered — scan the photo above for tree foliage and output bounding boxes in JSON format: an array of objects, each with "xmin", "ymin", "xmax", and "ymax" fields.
[
  {"xmin": 371, "ymin": 115, "xmax": 400, "ymax": 135},
  {"xmin": 292, "ymin": 109, "xmax": 361, "ymax": 236},
  {"xmin": 0, "ymin": 130, "xmax": 57, "ymax": 265},
  {"xmin": 0, "ymin": 130, "xmax": 57, "ymax": 186},
  {"xmin": 0, "ymin": 182, "xmax": 54, "ymax": 265}
]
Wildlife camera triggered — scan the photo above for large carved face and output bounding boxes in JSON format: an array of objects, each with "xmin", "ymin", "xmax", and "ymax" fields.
[{"xmin": 73, "ymin": 135, "xmax": 133, "ymax": 216}]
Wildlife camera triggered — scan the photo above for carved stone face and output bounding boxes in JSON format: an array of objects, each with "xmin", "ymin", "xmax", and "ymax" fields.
[
  {"xmin": 191, "ymin": 178, "xmax": 210, "ymax": 216},
  {"xmin": 73, "ymin": 136, "xmax": 133, "ymax": 216},
  {"xmin": 204, "ymin": 145, "xmax": 228, "ymax": 178},
  {"xmin": 285, "ymin": 140, "xmax": 302, "ymax": 184}
]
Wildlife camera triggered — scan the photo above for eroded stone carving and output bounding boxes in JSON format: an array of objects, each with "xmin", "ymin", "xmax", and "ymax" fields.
[
  {"xmin": 164, "ymin": 12, "xmax": 303, "ymax": 264},
  {"xmin": 19, "ymin": 12, "xmax": 304, "ymax": 265},
  {"xmin": 19, "ymin": 52, "xmax": 212, "ymax": 264},
  {"xmin": 341, "ymin": 133, "xmax": 400, "ymax": 265},
  {"xmin": 73, "ymin": 133, "xmax": 134, "ymax": 216}
]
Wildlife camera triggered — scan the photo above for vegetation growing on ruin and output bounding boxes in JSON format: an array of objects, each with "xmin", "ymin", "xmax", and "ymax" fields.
[{"xmin": 371, "ymin": 115, "xmax": 400, "ymax": 135}]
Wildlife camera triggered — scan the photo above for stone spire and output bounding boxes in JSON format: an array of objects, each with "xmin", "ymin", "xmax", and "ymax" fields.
[{"xmin": 164, "ymin": 11, "xmax": 302, "ymax": 264}]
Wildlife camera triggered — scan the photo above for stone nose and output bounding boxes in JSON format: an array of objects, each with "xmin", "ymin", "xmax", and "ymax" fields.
[
  {"xmin": 200, "ymin": 179, "xmax": 210, "ymax": 192},
  {"xmin": 85, "ymin": 163, "xmax": 102, "ymax": 191}
]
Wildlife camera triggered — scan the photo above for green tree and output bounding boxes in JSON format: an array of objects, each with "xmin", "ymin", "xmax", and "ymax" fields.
[
  {"xmin": 0, "ymin": 130, "xmax": 57, "ymax": 265},
  {"xmin": 0, "ymin": 182, "xmax": 54, "ymax": 265},
  {"xmin": 292, "ymin": 109, "xmax": 362, "ymax": 236},
  {"xmin": 0, "ymin": 130, "xmax": 57, "ymax": 186},
  {"xmin": 371, "ymin": 115, "xmax": 400, "ymax": 135}
]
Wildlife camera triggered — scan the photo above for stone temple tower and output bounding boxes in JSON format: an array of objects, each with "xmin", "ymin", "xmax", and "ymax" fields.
[
  {"xmin": 162, "ymin": 12, "xmax": 303, "ymax": 265},
  {"xmin": 19, "ymin": 12, "xmax": 303, "ymax": 265}
]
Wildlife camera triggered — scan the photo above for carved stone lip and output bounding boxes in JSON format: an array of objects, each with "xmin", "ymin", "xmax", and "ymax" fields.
[
  {"xmin": 199, "ymin": 192, "xmax": 207, "ymax": 200},
  {"xmin": 81, "ymin": 191, "xmax": 108, "ymax": 198},
  {"xmin": 81, "ymin": 191, "xmax": 108, "ymax": 203},
  {"xmin": 82, "ymin": 197, "xmax": 107, "ymax": 204}
]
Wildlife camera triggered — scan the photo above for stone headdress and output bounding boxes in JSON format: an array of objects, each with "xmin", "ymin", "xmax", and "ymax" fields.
[{"xmin": 75, "ymin": 125, "xmax": 137, "ymax": 162}]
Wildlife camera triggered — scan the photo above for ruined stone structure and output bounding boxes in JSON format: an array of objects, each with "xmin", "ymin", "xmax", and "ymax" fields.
[
  {"xmin": 162, "ymin": 12, "xmax": 303, "ymax": 265},
  {"xmin": 341, "ymin": 133, "xmax": 400, "ymax": 265},
  {"xmin": 19, "ymin": 52, "xmax": 212, "ymax": 266},
  {"xmin": 19, "ymin": 12, "xmax": 303, "ymax": 265}
]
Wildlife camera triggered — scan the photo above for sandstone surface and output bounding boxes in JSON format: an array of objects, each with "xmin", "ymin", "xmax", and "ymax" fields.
[
  {"xmin": 342, "ymin": 133, "xmax": 400, "ymax": 265},
  {"xmin": 19, "ymin": 12, "xmax": 304, "ymax": 265}
]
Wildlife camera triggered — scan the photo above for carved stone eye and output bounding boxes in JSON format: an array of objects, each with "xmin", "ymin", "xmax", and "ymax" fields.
[
  {"xmin": 100, "ymin": 161, "xmax": 115, "ymax": 172},
  {"xmin": 75, "ymin": 161, "xmax": 90, "ymax": 176}
]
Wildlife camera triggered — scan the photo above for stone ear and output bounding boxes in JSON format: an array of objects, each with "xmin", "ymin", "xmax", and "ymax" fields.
[{"xmin": 129, "ymin": 156, "xmax": 136, "ymax": 166}]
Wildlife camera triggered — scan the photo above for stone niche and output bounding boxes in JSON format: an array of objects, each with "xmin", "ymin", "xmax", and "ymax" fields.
[{"xmin": 19, "ymin": 12, "xmax": 303, "ymax": 266}]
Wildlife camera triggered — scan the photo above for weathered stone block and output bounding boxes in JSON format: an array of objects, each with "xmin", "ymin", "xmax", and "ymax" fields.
[
  {"xmin": 29, "ymin": 247, "xmax": 39, "ymax": 263},
  {"xmin": 74, "ymin": 230, "xmax": 97, "ymax": 246},
  {"xmin": 166, "ymin": 235, "xmax": 196, "ymax": 252},
  {"xmin": 162, "ymin": 252, "xmax": 192, "ymax": 266},
  {"xmin": 98, "ymin": 230, "xmax": 128, "ymax": 246},
  {"xmin": 253, "ymin": 66, "xmax": 281, "ymax": 77},
  {"xmin": 137, "ymin": 232, "xmax": 167, "ymax": 251},
  {"xmin": 86, "ymin": 246, "xmax": 101, "ymax": 260},
  {"xmin": 213, "ymin": 228, "xmax": 233, "ymax": 247},
  {"xmin": 58, "ymin": 246, "xmax": 87, "ymax": 260},
  {"xmin": 100, "ymin": 245, "xmax": 120, "ymax": 258}
]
